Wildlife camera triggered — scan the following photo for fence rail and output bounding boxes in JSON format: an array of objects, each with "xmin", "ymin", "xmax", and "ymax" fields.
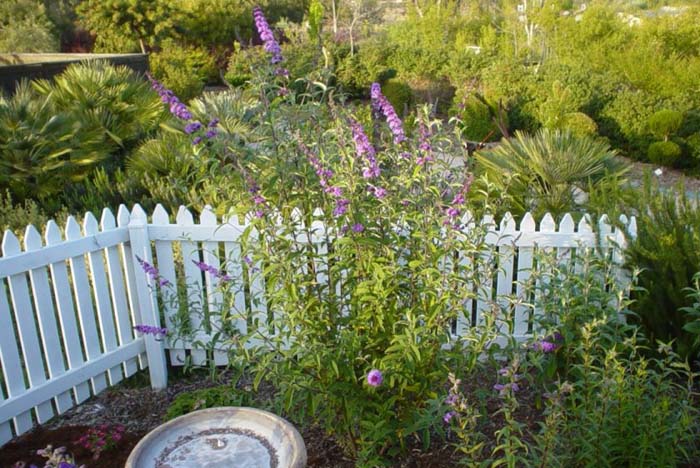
[{"xmin": 0, "ymin": 204, "xmax": 636, "ymax": 446}]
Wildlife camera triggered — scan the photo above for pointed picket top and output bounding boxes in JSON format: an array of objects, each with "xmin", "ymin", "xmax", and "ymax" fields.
[
  {"xmin": 176, "ymin": 206, "xmax": 194, "ymax": 225},
  {"xmin": 222, "ymin": 210, "xmax": 245, "ymax": 228},
  {"xmin": 83, "ymin": 212, "xmax": 99, "ymax": 235},
  {"xmin": 100, "ymin": 208, "xmax": 116, "ymax": 231},
  {"xmin": 619, "ymin": 214, "xmax": 628, "ymax": 226},
  {"xmin": 500, "ymin": 212, "xmax": 516, "ymax": 232},
  {"xmin": 290, "ymin": 207, "xmax": 304, "ymax": 225},
  {"xmin": 200, "ymin": 205, "xmax": 217, "ymax": 225},
  {"xmin": 45, "ymin": 220, "xmax": 63, "ymax": 245},
  {"xmin": 578, "ymin": 214, "xmax": 593, "ymax": 233},
  {"xmin": 65, "ymin": 216, "xmax": 82, "ymax": 240},
  {"xmin": 540, "ymin": 213, "xmax": 556, "ymax": 232},
  {"xmin": 2, "ymin": 229, "xmax": 21, "ymax": 256},
  {"xmin": 23, "ymin": 225, "xmax": 43, "ymax": 252},
  {"xmin": 312, "ymin": 207, "xmax": 324, "ymax": 218},
  {"xmin": 461, "ymin": 209, "xmax": 475, "ymax": 226},
  {"xmin": 559, "ymin": 213, "xmax": 575, "ymax": 233},
  {"xmin": 520, "ymin": 212, "xmax": 536, "ymax": 231},
  {"xmin": 598, "ymin": 214, "xmax": 611, "ymax": 232},
  {"xmin": 130, "ymin": 204, "xmax": 148, "ymax": 223},
  {"xmin": 152, "ymin": 204, "xmax": 170, "ymax": 225},
  {"xmin": 116, "ymin": 205, "xmax": 131, "ymax": 228}
]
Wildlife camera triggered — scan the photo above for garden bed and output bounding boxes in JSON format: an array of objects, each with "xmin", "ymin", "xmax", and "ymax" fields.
[{"xmin": 0, "ymin": 366, "xmax": 545, "ymax": 467}]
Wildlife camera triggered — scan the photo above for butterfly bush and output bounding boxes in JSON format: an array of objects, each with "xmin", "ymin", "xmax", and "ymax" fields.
[{"xmin": 147, "ymin": 9, "xmax": 500, "ymax": 465}]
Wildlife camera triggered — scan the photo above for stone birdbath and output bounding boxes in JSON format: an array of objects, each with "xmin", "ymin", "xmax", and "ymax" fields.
[{"xmin": 125, "ymin": 407, "xmax": 306, "ymax": 468}]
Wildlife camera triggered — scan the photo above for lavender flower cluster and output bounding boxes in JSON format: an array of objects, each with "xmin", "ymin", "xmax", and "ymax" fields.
[
  {"xmin": 136, "ymin": 256, "xmax": 170, "ymax": 287},
  {"xmin": 493, "ymin": 363, "xmax": 523, "ymax": 396},
  {"xmin": 300, "ymin": 143, "xmax": 351, "ymax": 217},
  {"xmin": 193, "ymin": 260, "xmax": 232, "ymax": 282},
  {"xmin": 147, "ymin": 73, "xmax": 219, "ymax": 145},
  {"xmin": 246, "ymin": 174, "xmax": 268, "ymax": 218},
  {"xmin": 443, "ymin": 174, "xmax": 475, "ymax": 228},
  {"xmin": 531, "ymin": 331, "xmax": 563, "ymax": 353},
  {"xmin": 349, "ymin": 119, "xmax": 380, "ymax": 179},
  {"xmin": 253, "ymin": 6, "xmax": 283, "ymax": 64},
  {"xmin": 370, "ymin": 83, "xmax": 406, "ymax": 144},
  {"xmin": 133, "ymin": 324, "xmax": 168, "ymax": 338}
]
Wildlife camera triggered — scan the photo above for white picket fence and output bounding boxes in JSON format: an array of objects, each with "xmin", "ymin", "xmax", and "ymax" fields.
[{"xmin": 0, "ymin": 203, "xmax": 636, "ymax": 446}]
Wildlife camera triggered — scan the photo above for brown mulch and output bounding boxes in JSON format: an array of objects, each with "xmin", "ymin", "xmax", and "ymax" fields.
[{"xmin": 620, "ymin": 156, "xmax": 700, "ymax": 193}]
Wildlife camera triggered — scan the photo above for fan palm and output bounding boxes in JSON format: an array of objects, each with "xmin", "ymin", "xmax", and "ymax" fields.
[
  {"xmin": 0, "ymin": 82, "xmax": 103, "ymax": 205},
  {"xmin": 475, "ymin": 129, "xmax": 627, "ymax": 218}
]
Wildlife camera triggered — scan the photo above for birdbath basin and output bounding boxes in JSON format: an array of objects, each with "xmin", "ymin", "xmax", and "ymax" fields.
[{"xmin": 125, "ymin": 407, "xmax": 306, "ymax": 468}]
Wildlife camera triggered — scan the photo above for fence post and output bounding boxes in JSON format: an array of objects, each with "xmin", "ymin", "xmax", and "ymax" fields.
[{"xmin": 127, "ymin": 204, "xmax": 168, "ymax": 390}]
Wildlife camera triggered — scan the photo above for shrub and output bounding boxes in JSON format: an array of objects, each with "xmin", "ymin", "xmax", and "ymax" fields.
[
  {"xmin": 648, "ymin": 109, "xmax": 683, "ymax": 141},
  {"xmin": 0, "ymin": 0, "xmax": 59, "ymax": 52},
  {"xmin": 33, "ymin": 61, "xmax": 166, "ymax": 157},
  {"xmin": 335, "ymin": 36, "xmax": 396, "ymax": 97},
  {"xmin": 166, "ymin": 385, "xmax": 255, "ymax": 420},
  {"xmin": 647, "ymin": 140, "xmax": 682, "ymax": 167},
  {"xmin": 624, "ymin": 179, "xmax": 700, "ymax": 359},
  {"xmin": 225, "ymin": 43, "xmax": 268, "ymax": 87},
  {"xmin": 381, "ymin": 79, "xmax": 412, "ymax": 116},
  {"xmin": 474, "ymin": 129, "xmax": 625, "ymax": 218},
  {"xmin": 0, "ymin": 82, "xmax": 103, "ymax": 207},
  {"xmin": 560, "ymin": 111, "xmax": 598, "ymax": 137},
  {"xmin": 451, "ymin": 92, "xmax": 504, "ymax": 142},
  {"xmin": 150, "ymin": 42, "xmax": 218, "ymax": 101}
]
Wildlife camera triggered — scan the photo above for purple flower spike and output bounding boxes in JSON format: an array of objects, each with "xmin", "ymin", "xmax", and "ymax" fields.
[
  {"xmin": 193, "ymin": 260, "xmax": 231, "ymax": 282},
  {"xmin": 253, "ymin": 7, "xmax": 284, "ymax": 64},
  {"xmin": 136, "ymin": 255, "xmax": 170, "ymax": 286},
  {"xmin": 349, "ymin": 119, "xmax": 379, "ymax": 176},
  {"xmin": 134, "ymin": 324, "xmax": 168, "ymax": 337},
  {"xmin": 333, "ymin": 198, "xmax": 350, "ymax": 217},
  {"xmin": 352, "ymin": 223, "xmax": 364, "ymax": 233},
  {"xmin": 367, "ymin": 369, "xmax": 383, "ymax": 387},
  {"xmin": 370, "ymin": 82, "xmax": 406, "ymax": 144}
]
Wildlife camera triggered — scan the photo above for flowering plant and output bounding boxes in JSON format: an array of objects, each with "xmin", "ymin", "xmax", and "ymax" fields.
[
  {"xmin": 148, "ymin": 7, "xmax": 503, "ymax": 465},
  {"xmin": 12, "ymin": 445, "xmax": 85, "ymax": 468},
  {"xmin": 74, "ymin": 424, "xmax": 125, "ymax": 460}
]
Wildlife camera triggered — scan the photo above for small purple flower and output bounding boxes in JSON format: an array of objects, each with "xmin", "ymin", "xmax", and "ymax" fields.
[
  {"xmin": 205, "ymin": 129, "xmax": 217, "ymax": 139},
  {"xmin": 193, "ymin": 136, "xmax": 203, "ymax": 145},
  {"xmin": 368, "ymin": 185, "xmax": 387, "ymax": 199},
  {"xmin": 533, "ymin": 340, "xmax": 558, "ymax": 353},
  {"xmin": 208, "ymin": 118, "xmax": 220, "ymax": 128},
  {"xmin": 133, "ymin": 324, "xmax": 168, "ymax": 338},
  {"xmin": 493, "ymin": 383, "xmax": 505, "ymax": 392},
  {"xmin": 253, "ymin": 6, "xmax": 284, "ymax": 64},
  {"xmin": 184, "ymin": 121, "xmax": 203, "ymax": 134},
  {"xmin": 275, "ymin": 67, "xmax": 290, "ymax": 77},
  {"xmin": 498, "ymin": 367, "xmax": 509, "ymax": 376},
  {"xmin": 333, "ymin": 198, "xmax": 350, "ymax": 217},
  {"xmin": 445, "ymin": 394, "xmax": 458, "ymax": 406},
  {"xmin": 443, "ymin": 175, "xmax": 474, "ymax": 228},
  {"xmin": 243, "ymin": 255, "xmax": 253, "ymax": 266},
  {"xmin": 367, "ymin": 369, "xmax": 383, "ymax": 387},
  {"xmin": 351, "ymin": 223, "xmax": 364, "ymax": 233},
  {"xmin": 443, "ymin": 410, "xmax": 457, "ymax": 424},
  {"xmin": 278, "ymin": 87, "xmax": 289, "ymax": 97},
  {"xmin": 325, "ymin": 186, "xmax": 343, "ymax": 197}
]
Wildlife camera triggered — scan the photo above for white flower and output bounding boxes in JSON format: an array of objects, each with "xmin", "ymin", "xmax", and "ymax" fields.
[{"xmin": 654, "ymin": 168, "xmax": 663, "ymax": 177}]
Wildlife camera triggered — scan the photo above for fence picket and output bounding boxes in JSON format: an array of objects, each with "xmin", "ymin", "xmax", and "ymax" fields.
[
  {"xmin": 475, "ymin": 214, "xmax": 497, "ymax": 325},
  {"xmin": 2, "ymin": 231, "xmax": 54, "ymax": 423},
  {"xmin": 177, "ymin": 207, "xmax": 207, "ymax": 365},
  {"xmin": 514, "ymin": 213, "xmax": 536, "ymax": 337},
  {"xmin": 200, "ymin": 206, "xmax": 228, "ymax": 365},
  {"xmin": 23, "ymin": 226, "xmax": 73, "ymax": 414},
  {"xmin": 45, "ymin": 222, "xmax": 91, "ymax": 404},
  {"xmin": 84, "ymin": 214, "xmax": 123, "ymax": 386},
  {"xmin": 221, "ymin": 213, "xmax": 248, "ymax": 341},
  {"xmin": 246, "ymin": 221, "xmax": 268, "ymax": 349},
  {"xmin": 101, "ymin": 209, "xmax": 138, "ymax": 377},
  {"xmin": 0, "ymin": 277, "xmax": 33, "ymax": 436},
  {"xmin": 65, "ymin": 217, "xmax": 108, "ymax": 395},
  {"xmin": 117, "ymin": 205, "xmax": 146, "ymax": 368},
  {"xmin": 496, "ymin": 213, "xmax": 516, "ymax": 334},
  {"xmin": 152, "ymin": 205, "xmax": 184, "ymax": 366}
]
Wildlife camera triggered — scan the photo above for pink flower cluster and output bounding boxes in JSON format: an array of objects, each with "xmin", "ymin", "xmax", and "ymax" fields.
[{"xmin": 75, "ymin": 424, "xmax": 125, "ymax": 460}]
